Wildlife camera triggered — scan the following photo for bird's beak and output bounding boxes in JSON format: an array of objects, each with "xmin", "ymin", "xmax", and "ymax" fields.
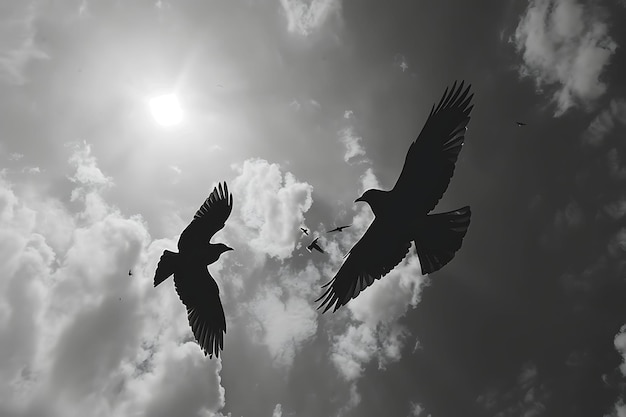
[
  {"xmin": 225, "ymin": 246, "xmax": 234, "ymax": 252},
  {"xmin": 354, "ymin": 197, "xmax": 363, "ymax": 203}
]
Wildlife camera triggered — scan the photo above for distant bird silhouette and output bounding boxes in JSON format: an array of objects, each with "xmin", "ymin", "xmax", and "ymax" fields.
[
  {"xmin": 316, "ymin": 81, "xmax": 473, "ymax": 313},
  {"xmin": 307, "ymin": 237, "xmax": 324, "ymax": 253},
  {"xmin": 128, "ymin": 270, "xmax": 132, "ymax": 276},
  {"xmin": 154, "ymin": 182, "xmax": 233, "ymax": 358},
  {"xmin": 516, "ymin": 121, "xmax": 527, "ymax": 127},
  {"xmin": 300, "ymin": 227, "xmax": 309, "ymax": 236},
  {"xmin": 327, "ymin": 225, "xmax": 351, "ymax": 233}
]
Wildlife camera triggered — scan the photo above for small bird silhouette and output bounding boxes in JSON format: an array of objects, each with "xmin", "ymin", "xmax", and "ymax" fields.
[
  {"xmin": 128, "ymin": 270, "xmax": 132, "ymax": 276},
  {"xmin": 154, "ymin": 182, "xmax": 233, "ymax": 358},
  {"xmin": 327, "ymin": 225, "xmax": 351, "ymax": 233},
  {"xmin": 307, "ymin": 237, "xmax": 324, "ymax": 253},
  {"xmin": 300, "ymin": 227, "xmax": 309, "ymax": 236},
  {"xmin": 316, "ymin": 81, "xmax": 473, "ymax": 313},
  {"xmin": 516, "ymin": 121, "xmax": 527, "ymax": 127}
]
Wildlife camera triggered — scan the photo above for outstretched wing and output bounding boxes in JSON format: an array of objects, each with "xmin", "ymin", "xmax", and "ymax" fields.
[
  {"xmin": 316, "ymin": 219, "xmax": 411, "ymax": 313},
  {"xmin": 174, "ymin": 264, "xmax": 226, "ymax": 358},
  {"xmin": 178, "ymin": 182, "xmax": 233, "ymax": 252},
  {"xmin": 392, "ymin": 81, "xmax": 473, "ymax": 214}
]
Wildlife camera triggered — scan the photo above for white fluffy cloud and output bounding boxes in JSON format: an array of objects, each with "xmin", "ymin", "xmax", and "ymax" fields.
[
  {"xmin": 231, "ymin": 158, "xmax": 313, "ymax": 260},
  {"xmin": 513, "ymin": 0, "xmax": 617, "ymax": 115},
  {"xmin": 339, "ymin": 127, "xmax": 367, "ymax": 164},
  {"xmin": 607, "ymin": 326, "xmax": 626, "ymax": 417},
  {"xmin": 279, "ymin": 0, "xmax": 341, "ymax": 36},
  {"xmin": 247, "ymin": 263, "xmax": 321, "ymax": 368},
  {"xmin": 615, "ymin": 325, "xmax": 626, "ymax": 377},
  {"xmin": 0, "ymin": 143, "xmax": 228, "ymax": 417}
]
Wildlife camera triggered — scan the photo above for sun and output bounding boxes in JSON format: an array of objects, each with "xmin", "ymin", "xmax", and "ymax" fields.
[{"xmin": 149, "ymin": 94, "xmax": 183, "ymax": 127}]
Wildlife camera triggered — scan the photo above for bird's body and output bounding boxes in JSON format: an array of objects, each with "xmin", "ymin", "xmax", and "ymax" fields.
[
  {"xmin": 307, "ymin": 237, "xmax": 324, "ymax": 253},
  {"xmin": 154, "ymin": 182, "xmax": 233, "ymax": 358},
  {"xmin": 327, "ymin": 225, "xmax": 351, "ymax": 233},
  {"xmin": 516, "ymin": 121, "xmax": 527, "ymax": 126},
  {"xmin": 317, "ymin": 81, "xmax": 474, "ymax": 313}
]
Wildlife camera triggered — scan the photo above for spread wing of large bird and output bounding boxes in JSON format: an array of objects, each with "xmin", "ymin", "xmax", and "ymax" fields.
[
  {"xmin": 174, "ymin": 264, "xmax": 226, "ymax": 358},
  {"xmin": 392, "ymin": 81, "xmax": 473, "ymax": 214},
  {"xmin": 178, "ymin": 182, "xmax": 233, "ymax": 252},
  {"xmin": 317, "ymin": 82, "xmax": 473, "ymax": 313}
]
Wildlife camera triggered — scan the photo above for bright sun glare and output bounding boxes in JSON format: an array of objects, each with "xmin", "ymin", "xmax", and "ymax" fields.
[{"xmin": 149, "ymin": 94, "xmax": 183, "ymax": 127}]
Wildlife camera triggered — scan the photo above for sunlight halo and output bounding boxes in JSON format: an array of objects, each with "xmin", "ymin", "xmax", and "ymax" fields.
[{"xmin": 149, "ymin": 94, "xmax": 183, "ymax": 127}]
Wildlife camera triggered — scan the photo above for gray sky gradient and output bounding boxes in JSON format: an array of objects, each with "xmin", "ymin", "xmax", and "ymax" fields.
[{"xmin": 1, "ymin": 1, "xmax": 626, "ymax": 417}]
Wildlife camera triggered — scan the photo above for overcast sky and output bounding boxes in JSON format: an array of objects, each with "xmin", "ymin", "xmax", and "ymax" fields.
[{"xmin": 1, "ymin": 0, "xmax": 626, "ymax": 416}]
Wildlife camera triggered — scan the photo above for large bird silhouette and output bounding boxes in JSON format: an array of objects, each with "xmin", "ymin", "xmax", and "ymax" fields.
[
  {"xmin": 316, "ymin": 81, "xmax": 473, "ymax": 313},
  {"xmin": 154, "ymin": 182, "xmax": 233, "ymax": 358}
]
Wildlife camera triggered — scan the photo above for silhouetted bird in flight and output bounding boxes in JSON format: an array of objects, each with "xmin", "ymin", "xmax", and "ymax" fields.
[
  {"xmin": 327, "ymin": 225, "xmax": 351, "ymax": 233},
  {"xmin": 128, "ymin": 270, "xmax": 132, "ymax": 276},
  {"xmin": 300, "ymin": 227, "xmax": 309, "ymax": 236},
  {"xmin": 516, "ymin": 121, "xmax": 527, "ymax": 126},
  {"xmin": 154, "ymin": 182, "xmax": 233, "ymax": 358},
  {"xmin": 307, "ymin": 237, "xmax": 324, "ymax": 253},
  {"xmin": 316, "ymin": 81, "xmax": 473, "ymax": 313}
]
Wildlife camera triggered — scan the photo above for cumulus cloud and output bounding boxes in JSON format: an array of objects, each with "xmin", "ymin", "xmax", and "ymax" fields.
[
  {"xmin": 607, "ymin": 326, "xmax": 626, "ymax": 417},
  {"xmin": 0, "ymin": 143, "xmax": 228, "ymax": 417},
  {"xmin": 279, "ymin": 0, "xmax": 341, "ymax": 36},
  {"xmin": 338, "ymin": 127, "xmax": 367, "ymax": 164},
  {"xmin": 615, "ymin": 325, "xmax": 626, "ymax": 377},
  {"xmin": 247, "ymin": 263, "xmax": 321, "ymax": 368},
  {"xmin": 231, "ymin": 158, "xmax": 313, "ymax": 260},
  {"xmin": 330, "ymin": 323, "xmax": 378, "ymax": 381},
  {"xmin": 513, "ymin": 0, "xmax": 617, "ymax": 115},
  {"xmin": 0, "ymin": 3, "xmax": 48, "ymax": 85},
  {"xmin": 582, "ymin": 99, "xmax": 626, "ymax": 146}
]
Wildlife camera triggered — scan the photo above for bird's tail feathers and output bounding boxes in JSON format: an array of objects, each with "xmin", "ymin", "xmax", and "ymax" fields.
[
  {"xmin": 414, "ymin": 206, "xmax": 471, "ymax": 275},
  {"xmin": 154, "ymin": 250, "xmax": 179, "ymax": 287}
]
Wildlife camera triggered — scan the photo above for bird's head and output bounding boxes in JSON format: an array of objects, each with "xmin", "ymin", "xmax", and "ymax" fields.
[
  {"xmin": 215, "ymin": 243, "xmax": 234, "ymax": 254},
  {"xmin": 355, "ymin": 189, "xmax": 386, "ymax": 215},
  {"xmin": 355, "ymin": 189, "xmax": 373, "ymax": 204}
]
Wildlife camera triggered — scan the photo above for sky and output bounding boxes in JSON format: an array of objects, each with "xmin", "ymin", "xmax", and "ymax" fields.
[{"xmin": 1, "ymin": 0, "xmax": 626, "ymax": 416}]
